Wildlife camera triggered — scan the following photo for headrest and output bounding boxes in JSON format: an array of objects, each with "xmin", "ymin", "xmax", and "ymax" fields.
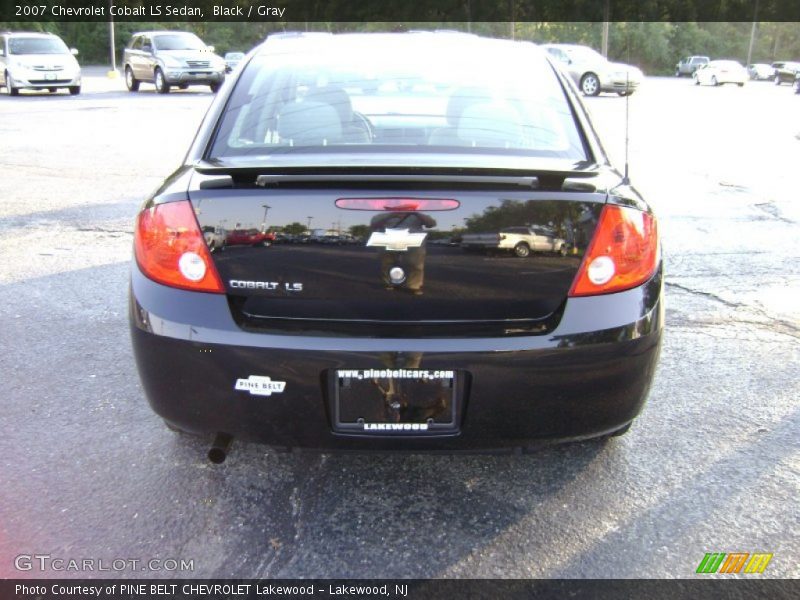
[
  {"xmin": 276, "ymin": 101, "xmax": 342, "ymax": 145},
  {"xmin": 304, "ymin": 86, "xmax": 354, "ymax": 123},
  {"xmin": 445, "ymin": 87, "xmax": 493, "ymax": 127},
  {"xmin": 456, "ymin": 102, "xmax": 523, "ymax": 148}
]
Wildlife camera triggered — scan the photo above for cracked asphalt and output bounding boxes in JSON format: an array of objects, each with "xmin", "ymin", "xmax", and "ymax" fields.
[{"xmin": 0, "ymin": 69, "xmax": 797, "ymax": 579}]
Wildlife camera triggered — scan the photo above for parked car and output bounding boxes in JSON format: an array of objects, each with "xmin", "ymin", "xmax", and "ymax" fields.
[
  {"xmin": 461, "ymin": 226, "xmax": 568, "ymax": 257},
  {"xmin": 223, "ymin": 51, "xmax": 245, "ymax": 73},
  {"xmin": 225, "ymin": 228, "xmax": 275, "ymax": 247},
  {"xmin": 130, "ymin": 32, "xmax": 662, "ymax": 460},
  {"xmin": 675, "ymin": 55, "xmax": 709, "ymax": 77},
  {"xmin": 201, "ymin": 226, "xmax": 226, "ymax": 253},
  {"xmin": 542, "ymin": 43, "xmax": 643, "ymax": 96},
  {"xmin": 123, "ymin": 31, "xmax": 226, "ymax": 94},
  {"xmin": 693, "ymin": 60, "xmax": 747, "ymax": 86},
  {"xmin": 770, "ymin": 61, "xmax": 800, "ymax": 85},
  {"xmin": 746, "ymin": 63, "xmax": 774, "ymax": 80},
  {"xmin": 0, "ymin": 31, "xmax": 81, "ymax": 96}
]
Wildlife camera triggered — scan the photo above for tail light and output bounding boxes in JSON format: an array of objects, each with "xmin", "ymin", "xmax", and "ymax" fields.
[
  {"xmin": 569, "ymin": 204, "xmax": 658, "ymax": 297},
  {"xmin": 134, "ymin": 200, "xmax": 224, "ymax": 293}
]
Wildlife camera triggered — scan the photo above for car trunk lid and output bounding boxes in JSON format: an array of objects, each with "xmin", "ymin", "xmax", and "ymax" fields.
[{"xmin": 188, "ymin": 168, "xmax": 608, "ymax": 337}]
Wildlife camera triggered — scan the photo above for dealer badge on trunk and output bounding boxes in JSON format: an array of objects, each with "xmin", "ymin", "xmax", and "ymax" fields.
[{"xmin": 235, "ymin": 376, "xmax": 286, "ymax": 396}]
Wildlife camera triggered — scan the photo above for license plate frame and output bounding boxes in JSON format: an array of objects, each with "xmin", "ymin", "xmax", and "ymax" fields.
[{"xmin": 332, "ymin": 368, "xmax": 461, "ymax": 435}]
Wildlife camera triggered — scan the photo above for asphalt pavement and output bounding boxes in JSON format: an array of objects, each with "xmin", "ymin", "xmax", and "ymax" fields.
[{"xmin": 0, "ymin": 69, "xmax": 798, "ymax": 579}]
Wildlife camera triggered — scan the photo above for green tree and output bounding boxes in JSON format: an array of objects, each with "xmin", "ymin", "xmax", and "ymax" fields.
[
  {"xmin": 283, "ymin": 222, "xmax": 307, "ymax": 235},
  {"xmin": 348, "ymin": 224, "xmax": 370, "ymax": 239}
]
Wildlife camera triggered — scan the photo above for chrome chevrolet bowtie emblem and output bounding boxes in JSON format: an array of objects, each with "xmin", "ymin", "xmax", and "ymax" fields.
[{"xmin": 366, "ymin": 228, "xmax": 427, "ymax": 252}]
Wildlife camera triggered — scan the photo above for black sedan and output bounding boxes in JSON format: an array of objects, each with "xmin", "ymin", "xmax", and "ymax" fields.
[{"xmin": 130, "ymin": 32, "xmax": 663, "ymax": 461}]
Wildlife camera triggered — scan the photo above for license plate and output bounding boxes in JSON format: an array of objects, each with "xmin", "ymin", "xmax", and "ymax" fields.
[
  {"xmin": 197, "ymin": 73, "xmax": 208, "ymax": 78},
  {"xmin": 333, "ymin": 368, "xmax": 460, "ymax": 435},
  {"xmin": 45, "ymin": 72, "xmax": 56, "ymax": 80}
]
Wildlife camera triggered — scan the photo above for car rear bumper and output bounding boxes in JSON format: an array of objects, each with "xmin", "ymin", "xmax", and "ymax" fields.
[{"xmin": 129, "ymin": 261, "xmax": 664, "ymax": 451}]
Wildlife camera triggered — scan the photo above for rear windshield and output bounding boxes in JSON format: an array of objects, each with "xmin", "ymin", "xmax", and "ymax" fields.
[
  {"xmin": 208, "ymin": 36, "xmax": 587, "ymax": 164},
  {"xmin": 9, "ymin": 37, "xmax": 68, "ymax": 55},
  {"xmin": 711, "ymin": 61, "xmax": 743, "ymax": 69}
]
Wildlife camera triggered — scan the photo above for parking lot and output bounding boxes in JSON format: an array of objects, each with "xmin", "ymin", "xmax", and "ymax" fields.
[{"xmin": 0, "ymin": 68, "xmax": 798, "ymax": 578}]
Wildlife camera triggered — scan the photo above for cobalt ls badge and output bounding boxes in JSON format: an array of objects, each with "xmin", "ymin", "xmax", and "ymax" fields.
[{"xmin": 234, "ymin": 376, "xmax": 287, "ymax": 396}]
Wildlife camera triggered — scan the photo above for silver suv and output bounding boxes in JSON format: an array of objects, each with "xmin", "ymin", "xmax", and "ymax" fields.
[
  {"xmin": 675, "ymin": 55, "xmax": 709, "ymax": 77},
  {"xmin": 123, "ymin": 31, "xmax": 225, "ymax": 94},
  {"xmin": 0, "ymin": 31, "xmax": 81, "ymax": 96}
]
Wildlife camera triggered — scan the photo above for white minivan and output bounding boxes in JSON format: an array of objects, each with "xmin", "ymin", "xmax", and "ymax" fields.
[{"xmin": 0, "ymin": 31, "xmax": 82, "ymax": 96}]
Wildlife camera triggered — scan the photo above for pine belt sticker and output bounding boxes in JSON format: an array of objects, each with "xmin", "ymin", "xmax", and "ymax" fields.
[{"xmin": 234, "ymin": 376, "xmax": 286, "ymax": 397}]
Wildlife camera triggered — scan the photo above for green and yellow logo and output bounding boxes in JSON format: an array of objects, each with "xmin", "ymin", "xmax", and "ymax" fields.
[{"xmin": 696, "ymin": 552, "xmax": 773, "ymax": 574}]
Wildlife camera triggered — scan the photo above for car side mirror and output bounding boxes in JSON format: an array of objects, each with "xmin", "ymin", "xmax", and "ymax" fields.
[
  {"xmin": 206, "ymin": 45, "xmax": 215, "ymax": 53},
  {"xmin": 70, "ymin": 48, "xmax": 79, "ymax": 56}
]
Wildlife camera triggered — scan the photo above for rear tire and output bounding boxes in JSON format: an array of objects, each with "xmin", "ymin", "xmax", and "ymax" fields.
[
  {"xmin": 209, "ymin": 82, "xmax": 222, "ymax": 93},
  {"xmin": 609, "ymin": 422, "xmax": 632, "ymax": 437},
  {"xmin": 125, "ymin": 66, "xmax": 139, "ymax": 92},
  {"xmin": 178, "ymin": 83, "xmax": 189, "ymax": 90},
  {"xmin": 154, "ymin": 68, "xmax": 170, "ymax": 94},
  {"xmin": 68, "ymin": 86, "xmax": 81, "ymax": 96},
  {"xmin": 163, "ymin": 419, "xmax": 201, "ymax": 437},
  {"xmin": 513, "ymin": 242, "xmax": 531, "ymax": 258},
  {"xmin": 48, "ymin": 87, "xmax": 57, "ymax": 93},
  {"xmin": 711, "ymin": 75, "xmax": 719, "ymax": 86}
]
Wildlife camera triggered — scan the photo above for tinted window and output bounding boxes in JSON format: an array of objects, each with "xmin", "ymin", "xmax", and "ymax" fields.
[{"xmin": 210, "ymin": 36, "xmax": 587, "ymax": 164}]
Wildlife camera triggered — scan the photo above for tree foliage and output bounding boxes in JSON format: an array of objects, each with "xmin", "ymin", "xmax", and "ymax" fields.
[{"xmin": 2, "ymin": 21, "xmax": 799, "ymax": 74}]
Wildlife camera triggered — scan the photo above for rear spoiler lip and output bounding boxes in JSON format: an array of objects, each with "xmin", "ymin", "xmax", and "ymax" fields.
[
  {"xmin": 254, "ymin": 173, "xmax": 543, "ymax": 188},
  {"xmin": 193, "ymin": 159, "xmax": 603, "ymax": 177},
  {"xmin": 191, "ymin": 161, "xmax": 616, "ymax": 193}
]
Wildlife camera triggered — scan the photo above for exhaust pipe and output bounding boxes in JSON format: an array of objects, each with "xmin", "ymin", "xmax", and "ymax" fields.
[{"xmin": 208, "ymin": 432, "xmax": 233, "ymax": 464}]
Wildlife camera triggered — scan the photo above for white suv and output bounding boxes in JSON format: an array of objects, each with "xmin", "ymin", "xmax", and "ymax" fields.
[{"xmin": 0, "ymin": 31, "xmax": 82, "ymax": 96}]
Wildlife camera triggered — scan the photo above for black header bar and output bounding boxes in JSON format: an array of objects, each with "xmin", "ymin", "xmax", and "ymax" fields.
[{"xmin": 2, "ymin": 0, "xmax": 799, "ymax": 23}]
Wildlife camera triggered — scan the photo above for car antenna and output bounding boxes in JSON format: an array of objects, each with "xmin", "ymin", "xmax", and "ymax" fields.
[{"xmin": 622, "ymin": 71, "xmax": 631, "ymax": 185}]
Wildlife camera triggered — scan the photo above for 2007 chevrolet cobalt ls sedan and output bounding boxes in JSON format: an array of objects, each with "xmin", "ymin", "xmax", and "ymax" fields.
[{"xmin": 130, "ymin": 32, "xmax": 662, "ymax": 461}]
